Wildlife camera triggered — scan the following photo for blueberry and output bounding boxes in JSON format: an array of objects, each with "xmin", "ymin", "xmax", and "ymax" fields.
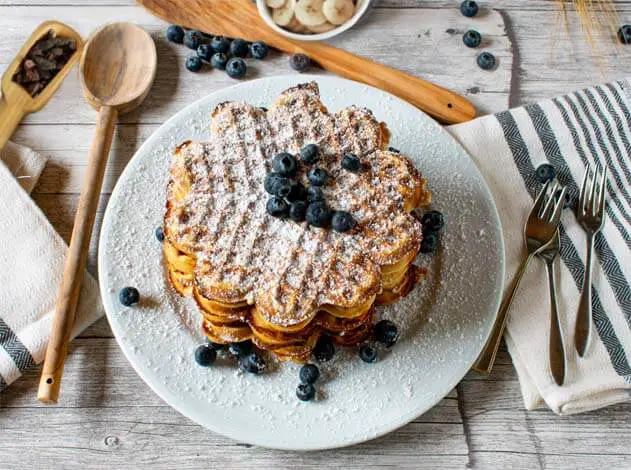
[
  {"xmin": 251, "ymin": 41, "xmax": 269, "ymax": 59},
  {"xmin": 420, "ymin": 232, "xmax": 439, "ymax": 254},
  {"xmin": 308, "ymin": 167, "xmax": 329, "ymax": 186},
  {"xmin": 200, "ymin": 31, "xmax": 214, "ymax": 41},
  {"xmin": 299, "ymin": 363, "xmax": 320, "ymax": 384},
  {"xmin": 359, "ymin": 343, "xmax": 378, "ymax": 363},
  {"xmin": 289, "ymin": 53, "xmax": 311, "ymax": 72},
  {"xmin": 536, "ymin": 163, "xmax": 556, "ymax": 183},
  {"xmin": 421, "ymin": 210, "xmax": 444, "ymax": 233},
  {"xmin": 119, "ymin": 287, "xmax": 140, "ymax": 306},
  {"xmin": 331, "ymin": 211, "xmax": 356, "ymax": 232},
  {"xmin": 211, "ymin": 52, "xmax": 229, "ymax": 70},
  {"xmin": 166, "ymin": 25, "xmax": 184, "ymax": 44},
  {"xmin": 463, "ymin": 30, "xmax": 482, "ymax": 48},
  {"xmin": 307, "ymin": 202, "xmax": 331, "ymax": 227},
  {"xmin": 290, "ymin": 201, "xmax": 308, "ymax": 222},
  {"xmin": 564, "ymin": 191, "xmax": 574, "ymax": 210},
  {"xmin": 267, "ymin": 197, "xmax": 289, "ymax": 218},
  {"xmin": 274, "ymin": 179, "xmax": 292, "ymax": 198},
  {"xmin": 460, "ymin": 0, "xmax": 479, "ymax": 17},
  {"xmin": 477, "ymin": 52, "xmax": 496, "ymax": 71},
  {"xmin": 374, "ymin": 320, "xmax": 399, "ymax": 347},
  {"xmin": 155, "ymin": 226, "xmax": 165, "ymax": 242},
  {"xmin": 185, "ymin": 55, "xmax": 203, "ymax": 72},
  {"xmin": 306, "ymin": 186, "xmax": 325, "ymax": 203},
  {"xmin": 228, "ymin": 340, "xmax": 253, "ymax": 357},
  {"xmin": 239, "ymin": 351, "xmax": 266, "ymax": 374},
  {"xmin": 226, "ymin": 58, "xmax": 247, "ymax": 79},
  {"xmin": 287, "ymin": 182, "xmax": 307, "ymax": 202},
  {"xmin": 388, "ymin": 146, "xmax": 400, "ymax": 153},
  {"xmin": 197, "ymin": 44, "xmax": 213, "ymax": 62},
  {"xmin": 296, "ymin": 383, "xmax": 316, "ymax": 401},
  {"xmin": 229, "ymin": 38, "xmax": 250, "ymax": 58},
  {"xmin": 300, "ymin": 143, "xmax": 320, "ymax": 164},
  {"xmin": 194, "ymin": 344, "xmax": 217, "ymax": 367},
  {"xmin": 264, "ymin": 172, "xmax": 285, "ymax": 195},
  {"xmin": 260, "ymin": 106, "xmax": 268, "ymax": 112},
  {"xmin": 211, "ymin": 36, "xmax": 231, "ymax": 53},
  {"xmin": 341, "ymin": 154, "xmax": 361, "ymax": 172},
  {"xmin": 618, "ymin": 25, "xmax": 631, "ymax": 44},
  {"xmin": 313, "ymin": 335, "xmax": 335, "ymax": 362},
  {"xmin": 207, "ymin": 340, "xmax": 227, "ymax": 351},
  {"xmin": 183, "ymin": 30, "xmax": 202, "ymax": 50},
  {"xmin": 272, "ymin": 152, "xmax": 298, "ymax": 177}
]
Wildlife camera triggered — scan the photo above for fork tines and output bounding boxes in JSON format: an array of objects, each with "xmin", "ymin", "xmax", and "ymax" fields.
[{"xmin": 579, "ymin": 164, "xmax": 608, "ymax": 221}]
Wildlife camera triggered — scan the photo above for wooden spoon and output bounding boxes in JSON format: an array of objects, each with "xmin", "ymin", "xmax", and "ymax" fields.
[
  {"xmin": 137, "ymin": 0, "xmax": 476, "ymax": 124},
  {"xmin": 37, "ymin": 23, "xmax": 157, "ymax": 404}
]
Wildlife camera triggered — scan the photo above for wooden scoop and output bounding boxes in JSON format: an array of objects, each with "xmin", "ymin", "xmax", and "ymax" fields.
[
  {"xmin": 137, "ymin": 0, "xmax": 476, "ymax": 124},
  {"xmin": 0, "ymin": 21, "xmax": 83, "ymax": 150},
  {"xmin": 37, "ymin": 23, "xmax": 157, "ymax": 404}
]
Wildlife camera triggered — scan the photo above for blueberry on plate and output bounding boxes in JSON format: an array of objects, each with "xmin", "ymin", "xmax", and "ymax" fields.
[
  {"xmin": 274, "ymin": 179, "xmax": 292, "ymax": 198},
  {"xmin": 119, "ymin": 287, "xmax": 140, "ymax": 306},
  {"xmin": 331, "ymin": 211, "xmax": 356, "ymax": 233},
  {"xmin": 183, "ymin": 30, "xmax": 202, "ymax": 50},
  {"xmin": 251, "ymin": 41, "xmax": 269, "ymax": 59},
  {"xmin": 185, "ymin": 55, "xmax": 203, "ymax": 72},
  {"xmin": 313, "ymin": 335, "xmax": 335, "ymax": 362},
  {"xmin": 228, "ymin": 340, "xmax": 253, "ymax": 357},
  {"xmin": 197, "ymin": 44, "xmax": 213, "ymax": 62},
  {"xmin": 260, "ymin": 106, "xmax": 268, "ymax": 112},
  {"xmin": 211, "ymin": 36, "xmax": 231, "ymax": 53},
  {"xmin": 359, "ymin": 343, "xmax": 378, "ymax": 363},
  {"xmin": 374, "ymin": 320, "xmax": 399, "ymax": 348},
  {"xmin": 230, "ymin": 38, "xmax": 250, "ymax": 58},
  {"xmin": 341, "ymin": 154, "xmax": 361, "ymax": 172},
  {"xmin": 289, "ymin": 53, "xmax": 311, "ymax": 72},
  {"xmin": 287, "ymin": 182, "xmax": 307, "ymax": 202},
  {"xmin": 388, "ymin": 146, "xmax": 400, "ymax": 153},
  {"xmin": 239, "ymin": 351, "xmax": 266, "ymax": 374},
  {"xmin": 308, "ymin": 167, "xmax": 329, "ymax": 186},
  {"xmin": 290, "ymin": 201, "xmax": 308, "ymax": 222},
  {"xmin": 618, "ymin": 25, "xmax": 631, "ymax": 44},
  {"xmin": 226, "ymin": 57, "xmax": 247, "ymax": 79},
  {"xmin": 477, "ymin": 52, "xmax": 496, "ymax": 71},
  {"xmin": 211, "ymin": 52, "xmax": 229, "ymax": 70},
  {"xmin": 300, "ymin": 143, "xmax": 319, "ymax": 164},
  {"xmin": 460, "ymin": 0, "xmax": 479, "ymax": 17},
  {"xmin": 272, "ymin": 152, "xmax": 298, "ymax": 177},
  {"xmin": 299, "ymin": 363, "xmax": 320, "ymax": 384},
  {"xmin": 194, "ymin": 344, "xmax": 217, "ymax": 367},
  {"xmin": 166, "ymin": 25, "xmax": 184, "ymax": 44},
  {"xmin": 264, "ymin": 172, "xmax": 284, "ymax": 195},
  {"xmin": 307, "ymin": 202, "xmax": 331, "ymax": 227},
  {"xmin": 155, "ymin": 226, "xmax": 165, "ymax": 242},
  {"xmin": 296, "ymin": 383, "xmax": 316, "ymax": 401},
  {"xmin": 306, "ymin": 186, "xmax": 325, "ymax": 203},
  {"xmin": 463, "ymin": 29, "xmax": 482, "ymax": 48},
  {"xmin": 420, "ymin": 232, "xmax": 439, "ymax": 254},
  {"xmin": 536, "ymin": 163, "xmax": 556, "ymax": 183},
  {"xmin": 421, "ymin": 210, "xmax": 444, "ymax": 233},
  {"xmin": 267, "ymin": 196, "xmax": 289, "ymax": 218}
]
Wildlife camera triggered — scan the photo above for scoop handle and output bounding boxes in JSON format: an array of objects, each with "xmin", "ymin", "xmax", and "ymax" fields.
[
  {"xmin": 0, "ymin": 96, "xmax": 26, "ymax": 150},
  {"xmin": 37, "ymin": 105, "xmax": 117, "ymax": 404}
]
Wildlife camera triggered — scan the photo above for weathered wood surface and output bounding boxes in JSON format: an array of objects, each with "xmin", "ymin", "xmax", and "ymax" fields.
[{"xmin": 2, "ymin": 0, "xmax": 631, "ymax": 469}]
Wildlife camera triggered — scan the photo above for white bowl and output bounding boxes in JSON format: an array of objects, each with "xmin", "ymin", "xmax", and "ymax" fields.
[{"xmin": 256, "ymin": 0, "xmax": 373, "ymax": 42}]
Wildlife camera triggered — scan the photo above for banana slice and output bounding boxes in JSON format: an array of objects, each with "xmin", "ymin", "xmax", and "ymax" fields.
[
  {"xmin": 287, "ymin": 17, "xmax": 311, "ymax": 34},
  {"xmin": 308, "ymin": 21, "xmax": 337, "ymax": 34},
  {"xmin": 295, "ymin": 0, "xmax": 327, "ymax": 27},
  {"xmin": 266, "ymin": 0, "xmax": 286, "ymax": 7},
  {"xmin": 322, "ymin": 0, "xmax": 355, "ymax": 26},
  {"xmin": 272, "ymin": 0, "xmax": 296, "ymax": 27}
]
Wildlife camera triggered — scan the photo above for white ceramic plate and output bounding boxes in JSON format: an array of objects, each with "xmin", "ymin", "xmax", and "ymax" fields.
[{"xmin": 98, "ymin": 75, "xmax": 504, "ymax": 451}]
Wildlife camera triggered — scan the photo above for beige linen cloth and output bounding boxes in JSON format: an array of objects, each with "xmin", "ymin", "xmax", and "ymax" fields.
[{"xmin": 0, "ymin": 141, "xmax": 103, "ymax": 391}]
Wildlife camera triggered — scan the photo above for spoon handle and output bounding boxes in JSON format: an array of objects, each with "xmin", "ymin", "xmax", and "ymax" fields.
[
  {"xmin": 37, "ymin": 105, "xmax": 118, "ymax": 403},
  {"xmin": 0, "ymin": 96, "xmax": 26, "ymax": 151}
]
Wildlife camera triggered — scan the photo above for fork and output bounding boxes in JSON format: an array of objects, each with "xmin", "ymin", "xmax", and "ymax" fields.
[
  {"xmin": 537, "ymin": 230, "xmax": 566, "ymax": 385},
  {"xmin": 575, "ymin": 165, "xmax": 608, "ymax": 357},
  {"xmin": 474, "ymin": 180, "xmax": 567, "ymax": 374}
]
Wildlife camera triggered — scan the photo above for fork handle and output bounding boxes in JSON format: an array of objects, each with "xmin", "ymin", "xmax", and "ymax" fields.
[
  {"xmin": 473, "ymin": 253, "xmax": 535, "ymax": 374},
  {"xmin": 546, "ymin": 257, "xmax": 566, "ymax": 385},
  {"xmin": 575, "ymin": 234, "xmax": 594, "ymax": 357}
]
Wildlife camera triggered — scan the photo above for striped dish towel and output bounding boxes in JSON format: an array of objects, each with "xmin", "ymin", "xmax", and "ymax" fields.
[
  {"xmin": 448, "ymin": 80, "xmax": 631, "ymax": 415},
  {"xmin": 0, "ymin": 141, "xmax": 103, "ymax": 392}
]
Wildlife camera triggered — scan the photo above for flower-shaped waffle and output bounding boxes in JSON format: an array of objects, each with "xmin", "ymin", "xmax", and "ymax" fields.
[{"xmin": 163, "ymin": 82, "xmax": 431, "ymax": 362}]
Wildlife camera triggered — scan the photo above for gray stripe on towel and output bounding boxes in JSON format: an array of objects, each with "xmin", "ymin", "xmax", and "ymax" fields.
[{"xmin": 0, "ymin": 317, "xmax": 36, "ymax": 375}]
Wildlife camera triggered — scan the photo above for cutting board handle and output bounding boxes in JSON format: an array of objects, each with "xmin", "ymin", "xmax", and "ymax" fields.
[{"xmin": 0, "ymin": 96, "xmax": 26, "ymax": 150}]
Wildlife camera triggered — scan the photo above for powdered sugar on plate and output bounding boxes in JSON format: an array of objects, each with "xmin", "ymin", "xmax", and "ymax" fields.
[{"xmin": 98, "ymin": 75, "xmax": 504, "ymax": 450}]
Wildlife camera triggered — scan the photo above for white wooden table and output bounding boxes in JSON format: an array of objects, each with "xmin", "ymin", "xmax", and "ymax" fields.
[{"xmin": 2, "ymin": 1, "xmax": 631, "ymax": 468}]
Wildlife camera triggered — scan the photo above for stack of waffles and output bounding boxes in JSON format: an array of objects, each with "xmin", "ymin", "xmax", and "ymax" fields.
[{"xmin": 163, "ymin": 82, "xmax": 431, "ymax": 362}]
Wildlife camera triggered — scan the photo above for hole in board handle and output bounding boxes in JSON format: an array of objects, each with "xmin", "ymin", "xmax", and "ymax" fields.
[
  {"xmin": 46, "ymin": 378, "xmax": 54, "ymax": 385},
  {"xmin": 447, "ymin": 103, "xmax": 453, "ymax": 109}
]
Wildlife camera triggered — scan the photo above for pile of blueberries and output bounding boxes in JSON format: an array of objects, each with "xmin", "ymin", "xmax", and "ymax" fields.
[
  {"xmin": 458, "ymin": 1, "xmax": 497, "ymax": 71},
  {"xmin": 419, "ymin": 210, "xmax": 445, "ymax": 254},
  {"xmin": 264, "ymin": 143, "xmax": 360, "ymax": 232},
  {"xmin": 195, "ymin": 339, "xmax": 267, "ymax": 375},
  {"xmin": 166, "ymin": 25, "xmax": 270, "ymax": 78}
]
